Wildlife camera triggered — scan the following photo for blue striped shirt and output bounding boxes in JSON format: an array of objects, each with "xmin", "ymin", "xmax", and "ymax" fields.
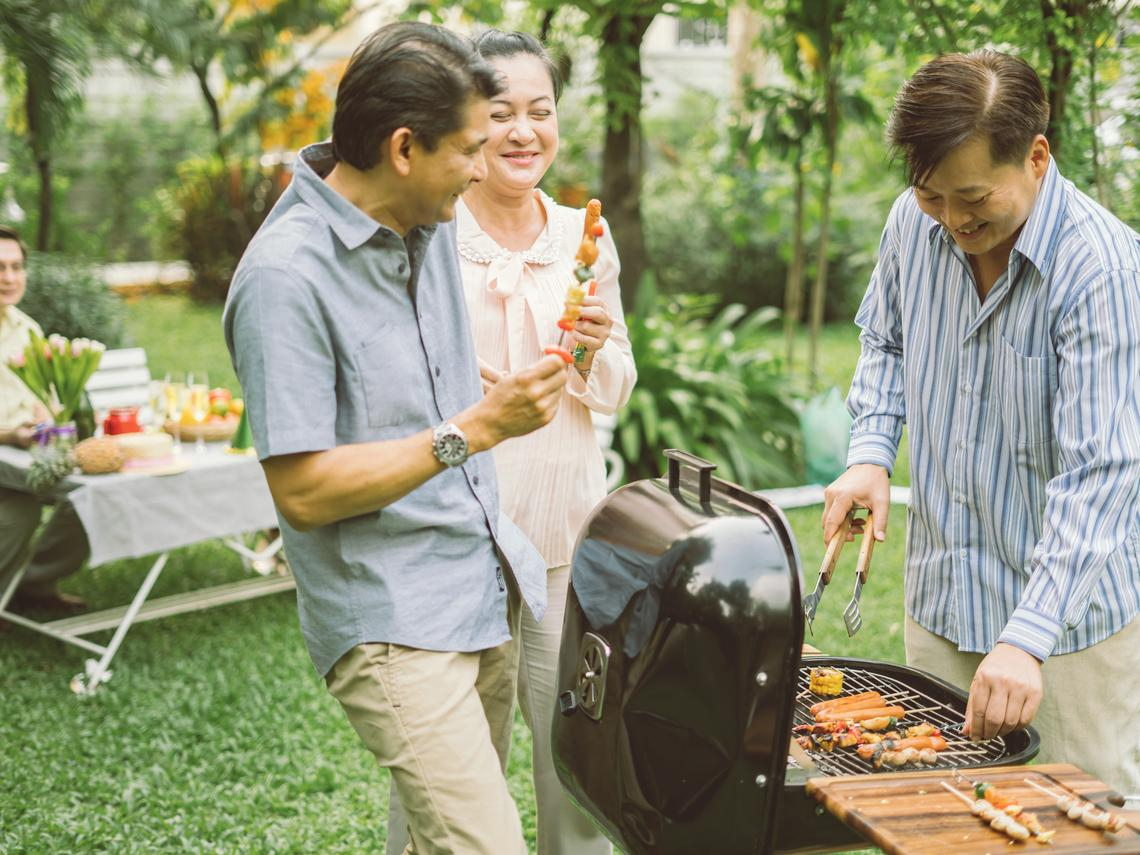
[{"xmin": 847, "ymin": 158, "xmax": 1140, "ymax": 662}]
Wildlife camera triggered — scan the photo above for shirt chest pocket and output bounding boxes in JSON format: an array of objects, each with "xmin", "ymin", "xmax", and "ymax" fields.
[
  {"xmin": 994, "ymin": 335, "xmax": 1055, "ymax": 447},
  {"xmin": 353, "ymin": 324, "xmax": 429, "ymax": 429}
]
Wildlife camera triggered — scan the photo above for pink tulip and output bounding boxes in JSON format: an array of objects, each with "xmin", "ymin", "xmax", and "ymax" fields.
[{"xmin": 8, "ymin": 352, "xmax": 25, "ymax": 368}]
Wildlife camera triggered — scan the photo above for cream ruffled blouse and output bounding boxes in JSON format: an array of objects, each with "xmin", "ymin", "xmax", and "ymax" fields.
[{"xmin": 456, "ymin": 190, "xmax": 637, "ymax": 568}]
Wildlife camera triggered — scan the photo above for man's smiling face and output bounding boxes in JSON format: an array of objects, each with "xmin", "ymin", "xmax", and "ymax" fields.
[{"xmin": 913, "ymin": 133, "xmax": 1047, "ymax": 265}]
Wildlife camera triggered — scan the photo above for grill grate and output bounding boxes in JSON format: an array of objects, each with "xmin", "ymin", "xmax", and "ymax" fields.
[{"xmin": 788, "ymin": 665, "xmax": 1010, "ymax": 776}]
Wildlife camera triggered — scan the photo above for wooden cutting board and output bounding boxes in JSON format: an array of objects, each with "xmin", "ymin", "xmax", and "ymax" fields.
[{"xmin": 805, "ymin": 762, "xmax": 1140, "ymax": 854}]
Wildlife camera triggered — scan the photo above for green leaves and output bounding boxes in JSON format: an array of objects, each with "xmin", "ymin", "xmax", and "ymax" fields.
[{"xmin": 615, "ymin": 292, "xmax": 804, "ymax": 488}]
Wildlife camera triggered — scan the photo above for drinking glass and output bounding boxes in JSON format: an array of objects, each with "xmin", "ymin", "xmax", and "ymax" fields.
[
  {"xmin": 147, "ymin": 380, "xmax": 166, "ymax": 432},
  {"xmin": 163, "ymin": 374, "xmax": 187, "ymax": 454},
  {"xmin": 187, "ymin": 372, "xmax": 209, "ymax": 454}
]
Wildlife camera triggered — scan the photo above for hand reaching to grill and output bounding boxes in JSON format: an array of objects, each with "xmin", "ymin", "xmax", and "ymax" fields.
[
  {"xmin": 822, "ymin": 463, "xmax": 890, "ymax": 545},
  {"xmin": 964, "ymin": 642, "xmax": 1043, "ymax": 740}
]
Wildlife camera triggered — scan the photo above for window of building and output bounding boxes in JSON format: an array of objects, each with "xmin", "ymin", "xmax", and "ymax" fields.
[{"xmin": 676, "ymin": 16, "xmax": 727, "ymax": 48}]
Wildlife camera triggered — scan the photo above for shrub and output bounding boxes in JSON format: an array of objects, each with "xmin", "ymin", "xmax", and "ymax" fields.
[
  {"xmin": 157, "ymin": 156, "xmax": 288, "ymax": 303},
  {"xmin": 20, "ymin": 252, "xmax": 126, "ymax": 347},
  {"xmin": 616, "ymin": 287, "xmax": 803, "ymax": 489}
]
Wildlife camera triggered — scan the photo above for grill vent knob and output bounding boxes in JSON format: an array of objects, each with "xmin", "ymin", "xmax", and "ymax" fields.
[
  {"xmin": 558, "ymin": 691, "xmax": 579, "ymax": 716},
  {"xmin": 574, "ymin": 632, "xmax": 612, "ymax": 721}
]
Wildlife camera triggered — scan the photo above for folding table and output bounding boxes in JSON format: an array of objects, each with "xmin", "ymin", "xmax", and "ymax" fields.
[{"xmin": 0, "ymin": 445, "xmax": 290, "ymax": 694}]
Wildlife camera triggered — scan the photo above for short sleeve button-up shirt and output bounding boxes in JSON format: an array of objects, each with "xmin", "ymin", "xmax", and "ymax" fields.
[{"xmin": 223, "ymin": 142, "xmax": 546, "ymax": 676}]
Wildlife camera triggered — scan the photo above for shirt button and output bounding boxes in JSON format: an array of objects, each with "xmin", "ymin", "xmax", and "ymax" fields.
[
  {"xmin": 473, "ymin": 475, "xmax": 480, "ymax": 486},
  {"xmin": 960, "ymin": 383, "xmax": 971, "ymax": 395},
  {"xmin": 959, "ymin": 549, "xmax": 968, "ymax": 560},
  {"xmin": 398, "ymin": 263, "xmax": 407, "ymax": 275},
  {"xmin": 434, "ymin": 366, "xmax": 441, "ymax": 378},
  {"xmin": 957, "ymin": 438, "xmax": 966, "ymax": 449}
]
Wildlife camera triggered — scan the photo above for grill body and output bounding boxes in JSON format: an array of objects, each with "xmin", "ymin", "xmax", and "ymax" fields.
[
  {"xmin": 553, "ymin": 452, "xmax": 1039, "ymax": 855},
  {"xmin": 552, "ymin": 451, "xmax": 805, "ymax": 855}
]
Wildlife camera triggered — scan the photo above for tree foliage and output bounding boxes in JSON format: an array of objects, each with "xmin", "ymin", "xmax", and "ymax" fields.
[
  {"xmin": 0, "ymin": 0, "xmax": 131, "ymax": 250},
  {"xmin": 125, "ymin": 0, "xmax": 355, "ymax": 155}
]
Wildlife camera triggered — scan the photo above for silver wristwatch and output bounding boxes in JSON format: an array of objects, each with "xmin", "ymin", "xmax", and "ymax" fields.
[{"xmin": 432, "ymin": 422, "xmax": 469, "ymax": 467}]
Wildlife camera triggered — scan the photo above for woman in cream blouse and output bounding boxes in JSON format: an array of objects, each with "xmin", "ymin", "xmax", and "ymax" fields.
[{"xmin": 387, "ymin": 29, "xmax": 636, "ymax": 855}]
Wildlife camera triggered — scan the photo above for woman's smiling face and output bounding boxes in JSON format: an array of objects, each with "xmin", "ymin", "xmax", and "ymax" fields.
[
  {"xmin": 481, "ymin": 53, "xmax": 559, "ymax": 194},
  {"xmin": 912, "ymin": 133, "xmax": 1049, "ymax": 264}
]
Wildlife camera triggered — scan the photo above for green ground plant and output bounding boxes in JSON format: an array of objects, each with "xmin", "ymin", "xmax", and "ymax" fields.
[{"xmin": 20, "ymin": 252, "xmax": 127, "ymax": 346}]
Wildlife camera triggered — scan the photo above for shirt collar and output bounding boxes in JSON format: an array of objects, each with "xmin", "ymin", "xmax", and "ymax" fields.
[
  {"xmin": 291, "ymin": 142, "xmax": 436, "ymax": 252},
  {"xmin": 1009, "ymin": 157, "xmax": 1066, "ymax": 277},
  {"xmin": 455, "ymin": 189, "xmax": 563, "ymax": 266},
  {"xmin": 925, "ymin": 157, "xmax": 1067, "ymax": 277}
]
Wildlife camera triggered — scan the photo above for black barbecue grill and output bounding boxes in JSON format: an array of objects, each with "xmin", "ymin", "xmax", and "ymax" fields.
[{"xmin": 552, "ymin": 450, "xmax": 1039, "ymax": 855}]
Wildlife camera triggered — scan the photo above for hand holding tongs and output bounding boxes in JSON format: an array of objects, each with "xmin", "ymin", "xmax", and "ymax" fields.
[{"xmin": 801, "ymin": 510, "xmax": 853, "ymax": 633}]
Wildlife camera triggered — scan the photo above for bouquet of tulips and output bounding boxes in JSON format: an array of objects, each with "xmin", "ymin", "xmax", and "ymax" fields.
[{"xmin": 7, "ymin": 332, "xmax": 105, "ymax": 425}]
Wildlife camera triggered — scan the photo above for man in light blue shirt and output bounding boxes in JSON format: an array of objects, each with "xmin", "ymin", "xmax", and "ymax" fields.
[
  {"xmin": 224, "ymin": 22, "xmax": 569, "ymax": 853},
  {"xmin": 824, "ymin": 50, "xmax": 1140, "ymax": 793}
]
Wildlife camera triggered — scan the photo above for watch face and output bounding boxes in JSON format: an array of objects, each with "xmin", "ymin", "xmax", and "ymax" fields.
[{"xmin": 435, "ymin": 426, "xmax": 468, "ymax": 466}]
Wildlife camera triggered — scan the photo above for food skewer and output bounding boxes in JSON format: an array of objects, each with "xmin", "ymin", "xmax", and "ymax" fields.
[
  {"xmin": 544, "ymin": 199, "xmax": 603, "ymax": 365},
  {"xmin": 940, "ymin": 781, "xmax": 1038, "ymax": 842},
  {"xmin": 1023, "ymin": 777, "xmax": 1130, "ymax": 833}
]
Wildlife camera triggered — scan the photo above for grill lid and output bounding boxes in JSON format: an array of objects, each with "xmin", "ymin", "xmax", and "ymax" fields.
[{"xmin": 552, "ymin": 450, "xmax": 805, "ymax": 854}]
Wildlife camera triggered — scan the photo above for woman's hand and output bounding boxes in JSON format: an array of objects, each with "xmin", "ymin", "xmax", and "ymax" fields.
[{"xmin": 571, "ymin": 295, "xmax": 613, "ymax": 370}]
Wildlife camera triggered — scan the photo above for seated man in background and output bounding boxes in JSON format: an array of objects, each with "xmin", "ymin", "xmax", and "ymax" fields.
[{"xmin": 0, "ymin": 224, "xmax": 89, "ymax": 615}]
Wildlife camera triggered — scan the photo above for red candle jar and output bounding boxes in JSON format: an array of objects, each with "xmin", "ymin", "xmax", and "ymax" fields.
[{"xmin": 103, "ymin": 407, "xmax": 142, "ymax": 436}]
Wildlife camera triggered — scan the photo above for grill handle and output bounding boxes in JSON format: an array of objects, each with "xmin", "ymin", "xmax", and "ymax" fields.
[{"xmin": 665, "ymin": 448, "xmax": 717, "ymax": 505}]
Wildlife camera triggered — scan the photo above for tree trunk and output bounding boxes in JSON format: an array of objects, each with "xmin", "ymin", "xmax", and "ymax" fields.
[
  {"xmin": 24, "ymin": 74, "xmax": 52, "ymax": 251},
  {"xmin": 34, "ymin": 157, "xmax": 52, "ymax": 252},
  {"xmin": 599, "ymin": 12, "xmax": 655, "ymax": 315},
  {"xmin": 192, "ymin": 61, "xmax": 225, "ymax": 157},
  {"xmin": 1040, "ymin": 0, "xmax": 1087, "ymax": 160},
  {"xmin": 808, "ymin": 77, "xmax": 839, "ymax": 390},
  {"xmin": 1088, "ymin": 38, "xmax": 1110, "ymax": 209},
  {"xmin": 783, "ymin": 149, "xmax": 806, "ymax": 369}
]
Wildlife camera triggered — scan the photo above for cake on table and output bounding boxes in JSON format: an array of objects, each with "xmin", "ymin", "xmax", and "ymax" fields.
[{"xmin": 115, "ymin": 432, "xmax": 178, "ymax": 472}]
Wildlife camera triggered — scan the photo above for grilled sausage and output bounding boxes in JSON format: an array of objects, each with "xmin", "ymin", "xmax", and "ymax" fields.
[
  {"xmin": 816, "ymin": 705, "xmax": 905, "ymax": 723},
  {"xmin": 812, "ymin": 696, "xmax": 889, "ymax": 721},
  {"xmin": 808, "ymin": 691, "xmax": 883, "ymax": 716}
]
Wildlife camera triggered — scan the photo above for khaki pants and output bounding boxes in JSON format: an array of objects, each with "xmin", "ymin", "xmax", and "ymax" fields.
[
  {"xmin": 0, "ymin": 487, "xmax": 89, "ymax": 597},
  {"xmin": 326, "ymin": 593, "xmax": 526, "ymax": 855},
  {"xmin": 389, "ymin": 565, "xmax": 611, "ymax": 855},
  {"xmin": 905, "ymin": 614, "xmax": 1140, "ymax": 795}
]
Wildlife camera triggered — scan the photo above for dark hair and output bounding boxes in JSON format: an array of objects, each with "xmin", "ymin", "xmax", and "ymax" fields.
[
  {"xmin": 473, "ymin": 29, "xmax": 564, "ymax": 103},
  {"xmin": 0, "ymin": 224, "xmax": 27, "ymax": 260},
  {"xmin": 332, "ymin": 21, "xmax": 504, "ymax": 170},
  {"xmin": 887, "ymin": 49, "xmax": 1049, "ymax": 186}
]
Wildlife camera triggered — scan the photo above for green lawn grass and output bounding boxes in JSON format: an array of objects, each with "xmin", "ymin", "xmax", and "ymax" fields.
[{"xmin": 0, "ymin": 296, "xmax": 903, "ymax": 853}]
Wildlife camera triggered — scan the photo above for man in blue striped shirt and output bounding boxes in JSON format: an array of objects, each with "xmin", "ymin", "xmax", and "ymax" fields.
[{"xmin": 824, "ymin": 50, "xmax": 1140, "ymax": 793}]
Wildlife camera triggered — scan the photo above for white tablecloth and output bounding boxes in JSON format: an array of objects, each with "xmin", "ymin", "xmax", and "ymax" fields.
[{"xmin": 0, "ymin": 445, "xmax": 279, "ymax": 566}]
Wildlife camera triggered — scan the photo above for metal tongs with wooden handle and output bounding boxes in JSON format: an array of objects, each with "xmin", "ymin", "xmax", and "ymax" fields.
[{"xmin": 801, "ymin": 510, "xmax": 853, "ymax": 633}]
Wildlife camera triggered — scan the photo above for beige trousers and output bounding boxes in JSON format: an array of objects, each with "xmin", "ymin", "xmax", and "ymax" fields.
[
  {"xmin": 326, "ymin": 592, "xmax": 526, "ymax": 855},
  {"xmin": 905, "ymin": 614, "xmax": 1140, "ymax": 795},
  {"xmin": 388, "ymin": 565, "xmax": 611, "ymax": 855}
]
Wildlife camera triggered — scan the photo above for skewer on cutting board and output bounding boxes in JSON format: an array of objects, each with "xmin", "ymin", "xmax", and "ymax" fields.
[{"xmin": 1023, "ymin": 777, "xmax": 1131, "ymax": 833}]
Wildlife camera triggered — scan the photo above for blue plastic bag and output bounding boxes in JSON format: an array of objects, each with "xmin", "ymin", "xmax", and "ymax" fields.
[{"xmin": 800, "ymin": 387, "xmax": 853, "ymax": 485}]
